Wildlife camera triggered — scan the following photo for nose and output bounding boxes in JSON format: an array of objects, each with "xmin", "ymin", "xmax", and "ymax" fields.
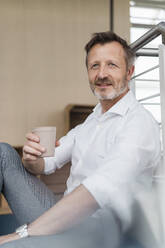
[{"xmin": 97, "ymin": 65, "xmax": 108, "ymax": 79}]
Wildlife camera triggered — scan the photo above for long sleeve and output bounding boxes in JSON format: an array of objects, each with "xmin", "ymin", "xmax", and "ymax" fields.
[
  {"xmin": 44, "ymin": 125, "xmax": 82, "ymax": 175},
  {"xmin": 82, "ymin": 111, "xmax": 161, "ymax": 230}
]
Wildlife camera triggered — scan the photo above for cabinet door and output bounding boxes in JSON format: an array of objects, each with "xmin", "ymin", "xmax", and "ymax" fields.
[{"xmin": 0, "ymin": 195, "xmax": 11, "ymax": 214}]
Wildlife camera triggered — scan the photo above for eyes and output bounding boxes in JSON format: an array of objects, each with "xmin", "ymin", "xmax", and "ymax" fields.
[
  {"xmin": 108, "ymin": 62, "xmax": 118, "ymax": 68},
  {"xmin": 89, "ymin": 62, "xmax": 118, "ymax": 70}
]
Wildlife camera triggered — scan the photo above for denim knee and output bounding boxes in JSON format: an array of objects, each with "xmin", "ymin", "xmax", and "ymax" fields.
[
  {"xmin": 0, "ymin": 142, "xmax": 22, "ymax": 169},
  {"xmin": 0, "ymin": 143, "xmax": 17, "ymax": 155}
]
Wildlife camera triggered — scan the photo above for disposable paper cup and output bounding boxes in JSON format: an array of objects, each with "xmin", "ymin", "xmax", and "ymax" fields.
[{"xmin": 32, "ymin": 126, "xmax": 56, "ymax": 157}]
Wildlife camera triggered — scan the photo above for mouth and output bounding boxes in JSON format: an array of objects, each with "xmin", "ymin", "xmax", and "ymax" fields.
[{"xmin": 95, "ymin": 83, "xmax": 113, "ymax": 88}]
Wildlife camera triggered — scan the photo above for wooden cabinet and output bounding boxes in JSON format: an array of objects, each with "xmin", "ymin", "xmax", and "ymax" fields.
[
  {"xmin": 40, "ymin": 163, "xmax": 71, "ymax": 196},
  {"xmin": 65, "ymin": 104, "xmax": 94, "ymax": 130},
  {"xmin": 0, "ymin": 195, "xmax": 12, "ymax": 214}
]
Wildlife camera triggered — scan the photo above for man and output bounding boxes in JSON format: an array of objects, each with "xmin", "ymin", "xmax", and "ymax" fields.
[{"xmin": 0, "ymin": 32, "xmax": 160, "ymax": 248}]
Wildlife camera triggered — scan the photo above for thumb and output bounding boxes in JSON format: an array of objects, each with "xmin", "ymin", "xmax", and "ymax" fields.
[{"xmin": 55, "ymin": 140, "xmax": 60, "ymax": 147}]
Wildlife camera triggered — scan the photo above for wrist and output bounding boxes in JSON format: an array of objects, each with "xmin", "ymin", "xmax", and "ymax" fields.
[
  {"xmin": 16, "ymin": 224, "xmax": 29, "ymax": 238},
  {"xmin": 22, "ymin": 158, "xmax": 45, "ymax": 175}
]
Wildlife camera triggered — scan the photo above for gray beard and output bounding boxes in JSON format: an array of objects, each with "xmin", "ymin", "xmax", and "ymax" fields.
[{"xmin": 91, "ymin": 83, "xmax": 128, "ymax": 100}]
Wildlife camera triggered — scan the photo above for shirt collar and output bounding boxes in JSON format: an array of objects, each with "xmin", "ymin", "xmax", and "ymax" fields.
[{"xmin": 93, "ymin": 90, "xmax": 138, "ymax": 118}]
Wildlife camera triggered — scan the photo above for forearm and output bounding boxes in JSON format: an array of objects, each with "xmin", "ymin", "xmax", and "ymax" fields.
[
  {"xmin": 22, "ymin": 157, "xmax": 45, "ymax": 175},
  {"xmin": 0, "ymin": 185, "xmax": 99, "ymax": 245},
  {"xmin": 28, "ymin": 185, "xmax": 99, "ymax": 235}
]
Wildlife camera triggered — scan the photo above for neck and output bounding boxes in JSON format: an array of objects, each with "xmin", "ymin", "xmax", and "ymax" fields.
[{"xmin": 100, "ymin": 89, "xmax": 129, "ymax": 113}]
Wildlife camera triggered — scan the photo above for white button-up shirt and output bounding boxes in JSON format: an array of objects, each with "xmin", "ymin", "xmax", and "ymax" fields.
[{"xmin": 44, "ymin": 91, "xmax": 160, "ymax": 231}]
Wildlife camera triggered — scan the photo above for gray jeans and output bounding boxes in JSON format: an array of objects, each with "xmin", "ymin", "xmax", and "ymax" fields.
[{"xmin": 0, "ymin": 143, "xmax": 121, "ymax": 248}]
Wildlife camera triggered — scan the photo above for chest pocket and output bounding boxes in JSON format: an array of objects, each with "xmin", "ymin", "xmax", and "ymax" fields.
[
  {"xmin": 84, "ymin": 136, "xmax": 115, "ymax": 168},
  {"xmin": 95, "ymin": 138, "xmax": 115, "ymax": 159}
]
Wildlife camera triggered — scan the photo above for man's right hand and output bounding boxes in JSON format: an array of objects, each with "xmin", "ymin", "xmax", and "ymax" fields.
[
  {"xmin": 22, "ymin": 132, "xmax": 46, "ymax": 175},
  {"xmin": 23, "ymin": 132, "xmax": 46, "ymax": 161}
]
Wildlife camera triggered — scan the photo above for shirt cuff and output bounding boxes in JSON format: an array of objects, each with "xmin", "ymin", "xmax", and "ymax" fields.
[
  {"xmin": 82, "ymin": 175, "xmax": 132, "ymax": 232},
  {"xmin": 82, "ymin": 174, "xmax": 111, "ymax": 208},
  {"xmin": 43, "ymin": 156, "xmax": 57, "ymax": 175}
]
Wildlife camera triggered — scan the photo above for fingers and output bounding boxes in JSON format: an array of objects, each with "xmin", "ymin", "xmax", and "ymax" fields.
[
  {"xmin": 26, "ymin": 132, "xmax": 40, "ymax": 143},
  {"xmin": 23, "ymin": 146, "xmax": 43, "ymax": 161},
  {"xmin": 23, "ymin": 132, "xmax": 46, "ymax": 161},
  {"xmin": 22, "ymin": 152, "xmax": 39, "ymax": 161},
  {"xmin": 23, "ymin": 145, "xmax": 44, "ymax": 161},
  {"xmin": 23, "ymin": 143, "xmax": 42, "ymax": 156},
  {"xmin": 23, "ymin": 133, "xmax": 60, "ymax": 162},
  {"xmin": 55, "ymin": 140, "xmax": 60, "ymax": 147}
]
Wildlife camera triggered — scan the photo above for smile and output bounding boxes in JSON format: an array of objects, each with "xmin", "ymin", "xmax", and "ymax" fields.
[{"xmin": 95, "ymin": 83, "xmax": 113, "ymax": 88}]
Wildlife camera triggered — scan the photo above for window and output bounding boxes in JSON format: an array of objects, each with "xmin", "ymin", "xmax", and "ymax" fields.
[{"xmin": 130, "ymin": 0, "xmax": 165, "ymax": 123}]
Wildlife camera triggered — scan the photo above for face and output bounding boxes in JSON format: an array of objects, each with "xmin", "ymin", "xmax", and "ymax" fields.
[{"xmin": 87, "ymin": 42, "xmax": 134, "ymax": 101}]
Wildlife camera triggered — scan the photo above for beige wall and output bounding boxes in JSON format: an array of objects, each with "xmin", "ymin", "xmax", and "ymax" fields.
[
  {"xmin": 113, "ymin": 0, "xmax": 130, "ymax": 42},
  {"xmin": 0, "ymin": 0, "xmax": 130, "ymax": 146}
]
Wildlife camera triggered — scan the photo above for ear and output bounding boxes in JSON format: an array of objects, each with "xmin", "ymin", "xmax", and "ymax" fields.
[{"xmin": 126, "ymin": 65, "xmax": 134, "ymax": 81}]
